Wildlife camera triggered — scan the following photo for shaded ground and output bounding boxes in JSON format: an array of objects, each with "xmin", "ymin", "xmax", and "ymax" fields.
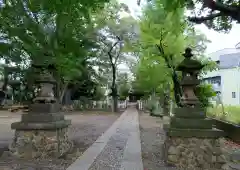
[
  {"xmin": 0, "ymin": 110, "xmax": 120, "ymax": 170},
  {"xmin": 139, "ymin": 111, "xmax": 240, "ymax": 170},
  {"xmin": 139, "ymin": 111, "xmax": 177, "ymax": 170}
]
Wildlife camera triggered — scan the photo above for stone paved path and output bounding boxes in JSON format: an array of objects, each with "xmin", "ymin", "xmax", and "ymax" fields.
[{"xmin": 67, "ymin": 108, "xmax": 143, "ymax": 170}]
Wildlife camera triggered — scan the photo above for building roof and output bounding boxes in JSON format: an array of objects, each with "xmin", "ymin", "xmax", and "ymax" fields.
[
  {"xmin": 203, "ymin": 43, "xmax": 240, "ymax": 78},
  {"xmin": 219, "ymin": 52, "xmax": 240, "ymax": 69},
  {"xmin": 207, "ymin": 42, "xmax": 240, "ymax": 69},
  {"xmin": 208, "ymin": 48, "xmax": 240, "ymax": 61}
]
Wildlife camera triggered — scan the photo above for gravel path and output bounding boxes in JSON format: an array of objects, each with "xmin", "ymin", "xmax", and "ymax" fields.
[
  {"xmin": 88, "ymin": 128, "xmax": 129, "ymax": 170},
  {"xmin": 0, "ymin": 111, "xmax": 120, "ymax": 170},
  {"xmin": 139, "ymin": 112, "xmax": 177, "ymax": 170},
  {"xmin": 68, "ymin": 108, "xmax": 143, "ymax": 170}
]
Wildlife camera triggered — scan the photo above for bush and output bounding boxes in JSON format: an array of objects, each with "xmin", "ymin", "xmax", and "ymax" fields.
[
  {"xmin": 145, "ymin": 100, "xmax": 156, "ymax": 115},
  {"xmin": 207, "ymin": 105, "xmax": 240, "ymax": 125},
  {"xmin": 195, "ymin": 84, "xmax": 216, "ymax": 108}
]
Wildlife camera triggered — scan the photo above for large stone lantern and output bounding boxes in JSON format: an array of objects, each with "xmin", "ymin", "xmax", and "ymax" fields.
[
  {"xmin": 33, "ymin": 70, "xmax": 56, "ymax": 103},
  {"xmin": 164, "ymin": 48, "xmax": 227, "ymax": 170},
  {"xmin": 10, "ymin": 63, "xmax": 72, "ymax": 159},
  {"xmin": 177, "ymin": 47, "xmax": 204, "ymax": 106}
]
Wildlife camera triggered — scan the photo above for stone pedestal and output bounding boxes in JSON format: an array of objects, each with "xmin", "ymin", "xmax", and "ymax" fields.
[
  {"xmin": 164, "ymin": 107, "xmax": 227, "ymax": 170},
  {"xmin": 10, "ymin": 103, "xmax": 72, "ymax": 159},
  {"xmin": 165, "ymin": 137, "xmax": 227, "ymax": 170}
]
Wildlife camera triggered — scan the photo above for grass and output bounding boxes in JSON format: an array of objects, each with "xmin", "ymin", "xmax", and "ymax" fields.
[{"xmin": 207, "ymin": 105, "xmax": 240, "ymax": 125}]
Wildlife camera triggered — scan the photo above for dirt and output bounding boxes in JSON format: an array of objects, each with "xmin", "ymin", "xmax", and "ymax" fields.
[
  {"xmin": 139, "ymin": 111, "xmax": 240, "ymax": 170},
  {"xmin": 139, "ymin": 111, "xmax": 177, "ymax": 170},
  {"xmin": 0, "ymin": 111, "xmax": 120, "ymax": 170}
]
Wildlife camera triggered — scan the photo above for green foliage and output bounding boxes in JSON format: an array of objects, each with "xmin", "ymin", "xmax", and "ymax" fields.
[
  {"xmin": 119, "ymin": 87, "xmax": 129, "ymax": 100},
  {"xmin": 0, "ymin": 0, "xmax": 111, "ymax": 101},
  {"xmin": 145, "ymin": 100, "xmax": 156, "ymax": 113},
  {"xmin": 117, "ymin": 73, "xmax": 130, "ymax": 100},
  {"xmin": 132, "ymin": 4, "xmax": 186, "ymax": 97},
  {"xmin": 132, "ymin": 0, "xmax": 212, "ymax": 105},
  {"xmin": 92, "ymin": 86, "xmax": 106, "ymax": 100},
  {"xmin": 195, "ymin": 84, "xmax": 216, "ymax": 108},
  {"xmin": 140, "ymin": 0, "xmax": 239, "ymax": 32},
  {"xmin": 91, "ymin": 0, "xmax": 138, "ymax": 111}
]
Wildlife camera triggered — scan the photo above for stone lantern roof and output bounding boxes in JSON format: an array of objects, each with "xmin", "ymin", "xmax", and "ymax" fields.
[
  {"xmin": 177, "ymin": 48, "xmax": 204, "ymax": 72},
  {"xmin": 35, "ymin": 72, "xmax": 56, "ymax": 84},
  {"xmin": 32, "ymin": 61, "xmax": 57, "ymax": 84}
]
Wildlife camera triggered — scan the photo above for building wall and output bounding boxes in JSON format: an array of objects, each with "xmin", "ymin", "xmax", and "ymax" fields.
[
  {"xmin": 203, "ymin": 46, "xmax": 240, "ymax": 106},
  {"xmin": 220, "ymin": 67, "xmax": 240, "ymax": 105}
]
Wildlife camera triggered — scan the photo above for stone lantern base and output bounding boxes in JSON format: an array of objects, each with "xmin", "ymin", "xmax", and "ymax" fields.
[
  {"xmin": 9, "ymin": 103, "xmax": 72, "ymax": 159},
  {"xmin": 164, "ymin": 107, "xmax": 227, "ymax": 170},
  {"xmin": 164, "ymin": 132, "xmax": 227, "ymax": 170}
]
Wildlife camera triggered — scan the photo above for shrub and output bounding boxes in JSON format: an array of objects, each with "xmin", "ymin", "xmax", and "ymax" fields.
[
  {"xmin": 145, "ymin": 100, "xmax": 156, "ymax": 114},
  {"xmin": 195, "ymin": 84, "xmax": 216, "ymax": 108}
]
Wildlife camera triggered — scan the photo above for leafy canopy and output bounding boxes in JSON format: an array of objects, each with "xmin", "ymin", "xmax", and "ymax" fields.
[
  {"xmin": 138, "ymin": 0, "xmax": 240, "ymax": 32},
  {"xmin": 133, "ymin": 0, "xmax": 216, "ymax": 105}
]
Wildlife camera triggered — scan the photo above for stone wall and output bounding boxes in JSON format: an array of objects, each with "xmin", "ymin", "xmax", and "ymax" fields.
[
  {"xmin": 9, "ymin": 128, "xmax": 72, "ymax": 159},
  {"xmin": 164, "ymin": 137, "xmax": 227, "ymax": 170}
]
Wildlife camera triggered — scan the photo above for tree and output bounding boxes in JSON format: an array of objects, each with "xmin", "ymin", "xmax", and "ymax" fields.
[
  {"xmin": 117, "ymin": 72, "xmax": 130, "ymax": 100},
  {"xmin": 186, "ymin": 0, "xmax": 240, "ymax": 31},
  {"xmin": 133, "ymin": 3, "xmax": 186, "ymax": 106},
  {"xmin": 94, "ymin": 0, "xmax": 137, "ymax": 112},
  {"xmin": 0, "ymin": 0, "xmax": 108, "ymax": 103},
  {"xmin": 137, "ymin": 0, "xmax": 240, "ymax": 32},
  {"xmin": 133, "ymin": 0, "xmax": 213, "ymax": 107}
]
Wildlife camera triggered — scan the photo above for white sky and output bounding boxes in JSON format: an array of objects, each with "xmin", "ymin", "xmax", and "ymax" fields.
[
  {"xmin": 195, "ymin": 24, "xmax": 240, "ymax": 53},
  {"xmin": 118, "ymin": 0, "xmax": 240, "ymax": 54}
]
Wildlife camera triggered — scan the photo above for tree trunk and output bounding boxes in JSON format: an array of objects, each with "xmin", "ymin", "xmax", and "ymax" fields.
[
  {"xmin": 163, "ymin": 83, "xmax": 171, "ymax": 115},
  {"xmin": 59, "ymin": 82, "xmax": 69, "ymax": 105},
  {"xmin": 0, "ymin": 68, "xmax": 9, "ymax": 105},
  {"xmin": 62, "ymin": 89, "xmax": 72, "ymax": 106},
  {"xmin": 112, "ymin": 95, "xmax": 118, "ymax": 112},
  {"xmin": 163, "ymin": 92, "xmax": 170, "ymax": 115},
  {"xmin": 172, "ymin": 70, "xmax": 182, "ymax": 107},
  {"xmin": 111, "ymin": 65, "xmax": 118, "ymax": 113},
  {"xmin": 160, "ymin": 54, "xmax": 182, "ymax": 107}
]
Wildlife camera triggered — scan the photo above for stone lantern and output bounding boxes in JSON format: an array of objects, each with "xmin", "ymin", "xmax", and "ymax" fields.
[
  {"xmin": 177, "ymin": 47, "xmax": 204, "ymax": 106},
  {"xmin": 164, "ymin": 48, "xmax": 227, "ymax": 170},
  {"xmin": 33, "ymin": 70, "xmax": 56, "ymax": 103},
  {"xmin": 10, "ymin": 62, "xmax": 72, "ymax": 159}
]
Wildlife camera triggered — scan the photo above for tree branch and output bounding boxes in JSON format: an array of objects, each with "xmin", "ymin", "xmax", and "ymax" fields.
[
  {"xmin": 188, "ymin": 12, "xmax": 222, "ymax": 24},
  {"xmin": 155, "ymin": 29, "xmax": 172, "ymax": 68},
  {"xmin": 206, "ymin": 0, "xmax": 238, "ymax": 15},
  {"xmin": 189, "ymin": 0, "xmax": 240, "ymax": 23},
  {"xmin": 107, "ymin": 36, "xmax": 121, "ymax": 66},
  {"xmin": 114, "ymin": 44, "xmax": 122, "ymax": 66}
]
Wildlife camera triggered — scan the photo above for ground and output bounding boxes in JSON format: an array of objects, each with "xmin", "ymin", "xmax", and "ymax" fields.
[
  {"xmin": 139, "ymin": 112, "xmax": 177, "ymax": 170},
  {"xmin": 0, "ymin": 110, "xmax": 120, "ymax": 170},
  {"xmin": 139, "ymin": 111, "xmax": 240, "ymax": 170},
  {"xmin": 0, "ymin": 109, "xmax": 239, "ymax": 170}
]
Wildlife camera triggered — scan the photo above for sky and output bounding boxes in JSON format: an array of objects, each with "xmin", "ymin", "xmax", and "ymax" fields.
[
  {"xmin": 195, "ymin": 24, "xmax": 240, "ymax": 53},
  {"xmin": 118, "ymin": 0, "xmax": 240, "ymax": 54}
]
